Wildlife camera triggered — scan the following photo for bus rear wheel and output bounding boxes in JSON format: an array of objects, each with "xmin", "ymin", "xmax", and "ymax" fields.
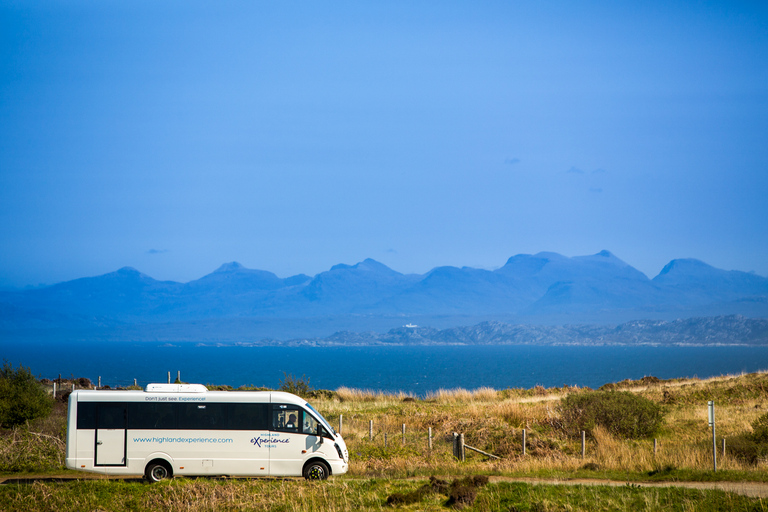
[
  {"xmin": 145, "ymin": 461, "xmax": 172, "ymax": 483},
  {"xmin": 303, "ymin": 460, "xmax": 330, "ymax": 480}
]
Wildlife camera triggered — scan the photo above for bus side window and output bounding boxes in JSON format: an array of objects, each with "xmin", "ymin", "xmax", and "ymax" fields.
[
  {"xmin": 272, "ymin": 405, "xmax": 300, "ymax": 432},
  {"xmin": 178, "ymin": 403, "xmax": 227, "ymax": 430},
  {"xmin": 97, "ymin": 404, "xmax": 126, "ymax": 429},
  {"xmin": 77, "ymin": 402, "xmax": 97, "ymax": 429},
  {"xmin": 228, "ymin": 403, "xmax": 269, "ymax": 430},
  {"xmin": 302, "ymin": 410, "xmax": 320, "ymax": 435}
]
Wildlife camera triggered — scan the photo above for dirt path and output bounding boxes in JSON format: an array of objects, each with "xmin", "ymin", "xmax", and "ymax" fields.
[
  {"xmin": 488, "ymin": 476, "xmax": 768, "ymax": 499},
  {"xmin": 4, "ymin": 473, "xmax": 768, "ymax": 498}
]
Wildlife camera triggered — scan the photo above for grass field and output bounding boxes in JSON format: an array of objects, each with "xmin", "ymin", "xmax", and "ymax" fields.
[
  {"xmin": 1, "ymin": 477, "xmax": 767, "ymax": 511},
  {"xmin": 4, "ymin": 370, "xmax": 768, "ymax": 510}
]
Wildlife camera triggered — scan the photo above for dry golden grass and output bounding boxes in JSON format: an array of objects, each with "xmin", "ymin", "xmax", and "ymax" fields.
[
  {"xmin": 8, "ymin": 371, "xmax": 768, "ymax": 481},
  {"xmin": 302, "ymin": 371, "xmax": 768, "ymax": 477},
  {"xmin": 424, "ymin": 386, "xmax": 499, "ymax": 402},
  {"xmin": 335, "ymin": 386, "xmax": 415, "ymax": 402}
]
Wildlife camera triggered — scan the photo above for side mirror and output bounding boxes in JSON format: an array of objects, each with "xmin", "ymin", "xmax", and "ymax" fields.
[{"xmin": 317, "ymin": 424, "xmax": 325, "ymax": 443}]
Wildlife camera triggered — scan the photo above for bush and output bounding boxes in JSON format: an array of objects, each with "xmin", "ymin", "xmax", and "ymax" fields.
[
  {"xmin": 751, "ymin": 412, "xmax": 768, "ymax": 443},
  {"xmin": 0, "ymin": 427, "xmax": 65, "ymax": 472},
  {"xmin": 278, "ymin": 373, "xmax": 313, "ymax": 397},
  {"xmin": 728, "ymin": 412, "xmax": 768, "ymax": 464},
  {"xmin": 0, "ymin": 362, "xmax": 55, "ymax": 429},
  {"xmin": 558, "ymin": 390, "xmax": 663, "ymax": 439}
]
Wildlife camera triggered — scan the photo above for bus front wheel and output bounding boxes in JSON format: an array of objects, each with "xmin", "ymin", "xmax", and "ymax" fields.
[
  {"xmin": 145, "ymin": 461, "xmax": 172, "ymax": 483},
  {"xmin": 303, "ymin": 460, "xmax": 330, "ymax": 480}
]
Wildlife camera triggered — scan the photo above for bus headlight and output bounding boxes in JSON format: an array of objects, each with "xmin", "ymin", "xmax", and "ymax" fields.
[{"xmin": 334, "ymin": 442, "xmax": 344, "ymax": 460}]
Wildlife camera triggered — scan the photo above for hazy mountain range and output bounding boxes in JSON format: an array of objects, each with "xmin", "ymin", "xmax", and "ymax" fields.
[
  {"xmin": 243, "ymin": 316, "xmax": 768, "ymax": 347},
  {"xmin": 1, "ymin": 250, "xmax": 767, "ymax": 343}
]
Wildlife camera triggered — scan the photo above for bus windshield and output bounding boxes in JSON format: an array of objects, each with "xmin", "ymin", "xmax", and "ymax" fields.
[{"xmin": 304, "ymin": 402, "xmax": 336, "ymax": 435}]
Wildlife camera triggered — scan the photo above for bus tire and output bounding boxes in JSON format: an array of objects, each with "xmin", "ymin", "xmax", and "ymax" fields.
[
  {"xmin": 302, "ymin": 459, "xmax": 330, "ymax": 480},
  {"xmin": 145, "ymin": 461, "xmax": 172, "ymax": 483}
]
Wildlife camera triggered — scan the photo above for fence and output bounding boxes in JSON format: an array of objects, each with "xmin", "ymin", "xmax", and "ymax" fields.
[
  {"xmin": 44, "ymin": 371, "xmax": 186, "ymax": 400},
  {"xmin": 336, "ymin": 414, "xmax": 731, "ymax": 465}
]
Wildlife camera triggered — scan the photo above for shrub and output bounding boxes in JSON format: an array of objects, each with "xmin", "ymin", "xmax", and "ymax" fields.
[
  {"xmin": 728, "ymin": 412, "xmax": 768, "ymax": 464},
  {"xmin": 0, "ymin": 427, "xmax": 65, "ymax": 472},
  {"xmin": 558, "ymin": 390, "xmax": 663, "ymax": 439},
  {"xmin": 751, "ymin": 412, "xmax": 768, "ymax": 443},
  {"xmin": 0, "ymin": 362, "xmax": 55, "ymax": 429},
  {"xmin": 278, "ymin": 373, "xmax": 313, "ymax": 397}
]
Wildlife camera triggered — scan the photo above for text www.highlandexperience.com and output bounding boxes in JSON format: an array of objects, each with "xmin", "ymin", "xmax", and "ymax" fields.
[{"xmin": 132, "ymin": 437, "xmax": 234, "ymax": 444}]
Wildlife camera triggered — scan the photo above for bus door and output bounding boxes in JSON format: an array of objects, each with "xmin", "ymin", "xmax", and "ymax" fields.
[
  {"xmin": 95, "ymin": 404, "xmax": 127, "ymax": 466},
  {"xmin": 270, "ymin": 404, "xmax": 323, "ymax": 475}
]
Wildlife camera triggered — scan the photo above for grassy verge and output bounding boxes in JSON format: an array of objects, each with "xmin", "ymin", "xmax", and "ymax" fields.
[
  {"xmin": 7, "ymin": 372, "xmax": 768, "ymax": 486},
  {"xmin": 1, "ymin": 478, "xmax": 767, "ymax": 512}
]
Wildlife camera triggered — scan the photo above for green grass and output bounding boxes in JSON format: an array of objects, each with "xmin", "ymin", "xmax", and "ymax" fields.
[{"xmin": 0, "ymin": 478, "xmax": 766, "ymax": 512}]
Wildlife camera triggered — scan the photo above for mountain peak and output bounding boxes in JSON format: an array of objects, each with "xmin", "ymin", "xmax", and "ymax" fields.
[
  {"xmin": 657, "ymin": 258, "xmax": 712, "ymax": 277},
  {"xmin": 214, "ymin": 262, "xmax": 245, "ymax": 273},
  {"xmin": 116, "ymin": 266, "xmax": 142, "ymax": 275},
  {"xmin": 330, "ymin": 258, "xmax": 394, "ymax": 273}
]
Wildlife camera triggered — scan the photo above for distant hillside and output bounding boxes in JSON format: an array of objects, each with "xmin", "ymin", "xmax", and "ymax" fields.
[
  {"xmin": 1, "ymin": 251, "xmax": 766, "ymax": 342},
  {"xmin": 246, "ymin": 315, "xmax": 768, "ymax": 347}
]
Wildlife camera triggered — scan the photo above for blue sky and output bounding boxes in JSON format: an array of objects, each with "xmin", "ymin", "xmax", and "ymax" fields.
[{"xmin": 1, "ymin": 1, "xmax": 767, "ymax": 287}]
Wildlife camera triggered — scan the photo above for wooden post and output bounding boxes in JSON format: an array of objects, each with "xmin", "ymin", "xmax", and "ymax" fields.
[
  {"xmin": 464, "ymin": 444, "xmax": 501, "ymax": 460},
  {"xmin": 453, "ymin": 432, "xmax": 459, "ymax": 459},
  {"xmin": 459, "ymin": 433, "xmax": 465, "ymax": 462},
  {"xmin": 98, "ymin": 376, "xmax": 101, "ymax": 389},
  {"xmin": 402, "ymin": 423, "xmax": 406, "ymax": 444},
  {"xmin": 53, "ymin": 382, "xmax": 56, "ymax": 397},
  {"xmin": 339, "ymin": 414, "xmax": 343, "ymax": 434},
  {"xmin": 709, "ymin": 401, "xmax": 717, "ymax": 472},
  {"xmin": 522, "ymin": 429, "xmax": 527, "ymax": 456},
  {"xmin": 428, "ymin": 427, "xmax": 433, "ymax": 451},
  {"xmin": 654, "ymin": 438, "xmax": 657, "ymax": 456},
  {"xmin": 369, "ymin": 420, "xmax": 373, "ymax": 441},
  {"xmin": 722, "ymin": 437, "xmax": 726, "ymax": 459},
  {"xmin": 384, "ymin": 433, "xmax": 387, "ymax": 448},
  {"xmin": 581, "ymin": 431, "xmax": 586, "ymax": 459}
]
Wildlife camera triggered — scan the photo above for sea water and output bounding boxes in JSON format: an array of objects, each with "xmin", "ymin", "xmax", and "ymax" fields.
[{"xmin": 3, "ymin": 341, "xmax": 768, "ymax": 395}]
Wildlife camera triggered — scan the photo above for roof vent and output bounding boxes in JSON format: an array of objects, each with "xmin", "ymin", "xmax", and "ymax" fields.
[{"xmin": 144, "ymin": 383, "xmax": 208, "ymax": 393}]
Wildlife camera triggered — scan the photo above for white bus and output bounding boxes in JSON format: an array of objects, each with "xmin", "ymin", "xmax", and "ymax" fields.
[{"xmin": 65, "ymin": 383, "xmax": 348, "ymax": 481}]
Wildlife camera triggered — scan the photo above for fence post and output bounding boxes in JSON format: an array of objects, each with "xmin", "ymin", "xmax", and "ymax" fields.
[
  {"xmin": 522, "ymin": 429, "xmax": 527, "ymax": 456},
  {"xmin": 581, "ymin": 431, "xmax": 586, "ymax": 459},
  {"xmin": 709, "ymin": 401, "xmax": 717, "ymax": 472},
  {"xmin": 339, "ymin": 414, "xmax": 343, "ymax": 434},
  {"xmin": 53, "ymin": 382, "xmax": 56, "ymax": 398},
  {"xmin": 384, "ymin": 433, "xmax": 388, "ymax": 448},
  {"xmin": 453, "ymin": 432, "xmax": 458, "ymax": 459},
  {"xmin": 402, "ymin": 424, "xmax": 406, "ymax": 444},
  {"xmin": 369, "ymin": 420, "xmax": 373, "ymax": 441},
  {"xmin": 654, "ymin": 438, "xmax": 657, "ymax": 456},
  {"xmin": 428, "ymin": 427, "xmax": 433, "ymax": 451},
  {"xmin": 459, "ymin": 433, "xmax": 465, "ymax": 462},
  {"xmin": 722, "ymin": 437, "xmax": 726, "ymax": 459},
  {"xmin": 98, "ymin": 376, "xmax": 101, "ymax": 389}
]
